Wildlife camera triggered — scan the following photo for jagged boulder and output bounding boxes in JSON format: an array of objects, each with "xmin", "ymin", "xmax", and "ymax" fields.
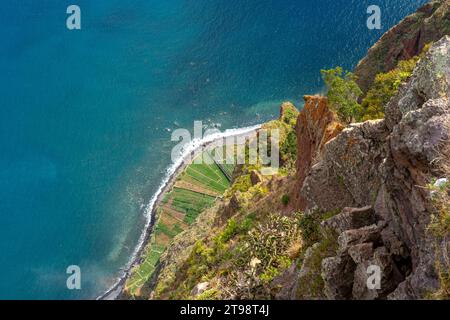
[
  {"xmin": 350, "ymin": 246, "xmax": 406, "ymax": 300},
  {"xmin": 337, "ymin": 225, "xmax": 382, "ymax": 251},
  {"xmin": 319, "ymin": 207, "xmax": 408, "ymax": 300},
  {"xmin": 321, "ymin": 206, "xmax": 376, "ymax": 235},
  {"xmin": 322, "ymin": 254, "xmax": 356, "ymax": 300},
  {"xmin": 250, "ymin": 170, "xmax": 263, "ymax": 186},
  {"xmin": 217, "ymin": 194, "xmax": 241, "ymax": 226}
]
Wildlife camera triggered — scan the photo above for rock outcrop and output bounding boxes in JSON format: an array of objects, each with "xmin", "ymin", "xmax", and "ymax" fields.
[
  {"xmin": 293, "ymin": 95, "xmax": 344, "ymax": 210},
  {"xmin": 354, "ymin": 0, "xmax": 450, "ymax": 93},
  {"xmin": 295, "ymin": 36, "xmax": 450, "ymax": 299},
  {"xmin": 320, "ymin": 207, "xmax": 406, "ymax": 300},
  {"xmin": 300, "ymin": 119, "xmax": 388, "ymax": 212}
]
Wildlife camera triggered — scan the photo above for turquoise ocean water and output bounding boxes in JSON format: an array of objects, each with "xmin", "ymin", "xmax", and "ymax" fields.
[{"xmin": 0, "ymin": 0, "xmax": 426, "ymax": 299}]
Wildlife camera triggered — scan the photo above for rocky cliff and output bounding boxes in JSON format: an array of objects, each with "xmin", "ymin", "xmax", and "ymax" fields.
[
  {"xmin": 293, "ymin": 95, "xmax": 343, "ymax": 210},
  {"xmin": 137, "ymin": 4, "xmax": 450, "ymax": 301},
  {"xmin": 292, "ymin": 36, "xmax": 450, "ymax": 299},
  {"xmin": 354, "ymin": 0, "xmax": 450, "ymax": 93}
]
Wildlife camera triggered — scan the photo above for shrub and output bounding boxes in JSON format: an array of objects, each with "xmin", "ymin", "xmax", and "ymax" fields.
[
  {"xmin": 296, "ymin": 230, "xmax": 338, "ymax": 299},
  {"xmin": 259, "ymin": 266, "xmax": 280, "ymax": 283},
  {"xmin": 217, "ymin": 218, "xmax": 240, "ymax": 243},
  {"xmin": 281, "ymin": 105, "xmax": 299, "ymax": 126},
  {"xmin": 216, "ymin": 214, "xmax": 257, "ymax": 245},
  {"xmin": 321, "ymin": 67, "xmax": 363, "ymax": 124},
  {"xmin": 428, "ymin": 181, "xmax": 450, "ymax": 237},
  {"xmin": 229, "ymin": 174, "xmax": 252, "ymax": 193},
  {"xmin": 298, "ymin": 213, "xmax": 321, "ymax": 247},
  {"xmin": 281, "ymin": 194, "xmax": 290, "ymax": 206},
  {"xmin": 360, "ymin": 59, "xmax": 417, "ymax": 121},
  {"xmin": 280, "ymin": 130, "xmax": 297, "ymax": 164},
  {"xmin": 360, "ymin": 43, "xmax": 432, "ymax": 121},
  {"xmin": 196, "ymin": 288, "xmax": 220, "ymax": 300},
  {"xmin": 228, "ymin": 213, "xmax": 302, "ymax": 298}
]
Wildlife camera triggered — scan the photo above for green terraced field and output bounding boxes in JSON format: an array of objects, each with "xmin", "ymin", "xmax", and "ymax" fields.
[
  {"xmin": 208, "ymin": 146, "xmax": 237, "ymax": 177},
  {"xmin": 126, "ymin": 242, "xmax": 166, "ymax": 295},
  {"xmin": 156, "ymin": 222, "xmax": 179, "ymax": 238},
  {"xmin": 221, "ymin": 163, "xmax": 235, "ymax": 179},
  {"xmin": 125, "ymin": 151, "xmax": 235, "ymax": 296},
  {"xmin": 170, "ymin": 188, "xmax": 216, "ymax": 224},
  {"xmin": 183, "ymin": 163, "xmax": 229, "ymax": 193}
]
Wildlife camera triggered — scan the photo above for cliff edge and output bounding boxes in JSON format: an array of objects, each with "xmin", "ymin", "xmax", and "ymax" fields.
[
  {"xmin": 131, "ymin": 5, "xmax": 450, "ymax": 301},
  {"xmin": 294, "ymin": 36, "xmax": 449, "ymax": 299},
  {"xmin": 354, "ymin": 0, "xmax": 450, "ymax": 93}
]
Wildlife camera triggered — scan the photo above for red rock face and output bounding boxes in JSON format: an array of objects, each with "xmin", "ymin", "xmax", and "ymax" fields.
[
  {"xmin": 293, "ymin": 95, "xmax": 343, "ymax": 210},
  {"xmin": 354, "ymin": 0, "xmax": 450, "ymax": 93}
]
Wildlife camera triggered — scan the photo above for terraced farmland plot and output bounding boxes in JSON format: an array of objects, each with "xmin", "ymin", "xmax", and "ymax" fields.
[
  {"xmin": 170, "ymin": 188, "xmax": 216, "ymax": 224},
  {"xmin": 126, "ymin": 242, "xmax": 166, "ymax": 295},
  {"xmin": 221, "ymin": 163, "xmax": 235, "ymax": 179},
  {"xmin": 209, "ymin": 147, "xmax": 236, "ymax": 178},
  {"xmin": 156, "ymin": 222, "xmax": 180, "ymax": 238},
  {"xmin": 125, "ymin": 151, "xmax": 233, "ymax": 297},
  {"xmin": 183, "ymin": 164, "xmax": 230, "ymax": 193}
]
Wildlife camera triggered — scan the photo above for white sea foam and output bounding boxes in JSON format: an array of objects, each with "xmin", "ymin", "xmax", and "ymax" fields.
[{"xmin": 98, "ymin": 123, "xmax": 261, "ymax": 299}]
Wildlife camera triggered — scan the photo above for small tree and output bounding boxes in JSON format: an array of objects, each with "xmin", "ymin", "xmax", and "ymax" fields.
[{"xmin": 321, "ymin": 67, "xmax": 362, "ymax": 124}]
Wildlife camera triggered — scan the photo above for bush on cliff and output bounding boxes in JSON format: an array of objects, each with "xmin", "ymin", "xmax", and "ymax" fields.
[
  {"xmin": 360, "ymin": 44, "xmax": 432, "ymax": 121},
  {"xmin": 161, "ymin": 212, "xmax": 302, "ymax": 299},
  {"xmin": 263, "ymin": 103, "xmax": 299, "ymax": 171},
  {"xmin": 321, "ymin": 67, "xmax": 363, "ymax": 125},
  {"xmin": 280, "ymin": 130, "xmax": 297, "ymax": 165},
  {"xmin": 427, "ymin": 177, "xmax": 450, "ymax": 300},
  {"xmin": 359, "ymin": 60, "xmax": 415, "ymax": 120}
]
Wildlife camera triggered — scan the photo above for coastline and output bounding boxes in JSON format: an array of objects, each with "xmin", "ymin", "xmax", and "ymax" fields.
[{"xmin": 97, "ymin": 124, "xmax": 261, "ymax": 300}]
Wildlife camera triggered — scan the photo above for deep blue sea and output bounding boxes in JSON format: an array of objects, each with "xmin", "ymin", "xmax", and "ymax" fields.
[{"xmin": 0, "ymin": 0, "xmax": 427, "ymax": 299}]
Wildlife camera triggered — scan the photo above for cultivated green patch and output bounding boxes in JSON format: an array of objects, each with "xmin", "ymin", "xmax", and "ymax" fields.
[{"xmin": 125, "ymin": 151, "xmax": 234, "ymax": 297}]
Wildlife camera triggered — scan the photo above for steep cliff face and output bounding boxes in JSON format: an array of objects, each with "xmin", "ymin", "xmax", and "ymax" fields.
[
  {"xmin": 293, "ymin": 95, "xmax": 344, "ymax": 210},
  {"xmin": 141, "ymin": 4, "xmax": 450, "ymax": 301},
  {"xmin": 295, "ymin": 36, "xmax": 450, "ymax": 299},
  {"xmin": 354, "ymin": 0, "xmax": 450, "ymax": 93}
]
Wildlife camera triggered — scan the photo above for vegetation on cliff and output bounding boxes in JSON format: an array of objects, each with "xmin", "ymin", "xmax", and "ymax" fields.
[
  {"xmin": 321, "ymin": 43, "xmax": 432, "ymax": 123},
  {"xmin": 354, "ymin": 0, "xmax": 450, "ymax": 93},
  {"xmin": 125, "ymin": 151, "xmax": 233, "ymax": 297},
  {"xmin": 148, "ymin": 104, "xmax": 301, "ymax": 300},
  {"xmin": 127, "ymin": 4, "xmax": 450, "ymax": 301},
  {"xmin": 321, "ymin": 67, "xmax": 362, "ymax": 124},
  {"xmin": 360, "ymin": 44, "xmax": 432, "ymax": 121},
  {"xmin": 155, "ymin": 213, "xmax": 302, "ymax": 299},
  {"xmin": 427, "ymin": 134, "xmax": 450, "ymax": 300},
  {"xmin": 428, "ymin": 176, "xmax": 450, "ymax": 300}
]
